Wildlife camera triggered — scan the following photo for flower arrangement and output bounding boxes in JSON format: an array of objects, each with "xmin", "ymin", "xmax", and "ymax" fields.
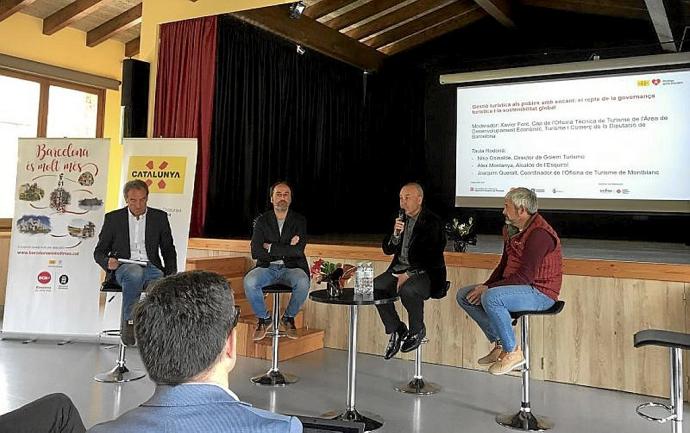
[
  {"xmin": 445, "ymin": 216, "xmax": 477, "ymax": 252},
  {"xmin": 310, "ymin": 259, "xmax": 357, "ymax": 297},
  {"xmin": 311, "ymin": 259, "xmax": 357, "ymax": 285}
]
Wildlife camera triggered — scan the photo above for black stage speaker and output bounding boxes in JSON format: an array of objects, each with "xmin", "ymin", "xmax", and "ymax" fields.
[{"xmin": 121, "ymin": 59, "xmax": 150, "ymax": 138}]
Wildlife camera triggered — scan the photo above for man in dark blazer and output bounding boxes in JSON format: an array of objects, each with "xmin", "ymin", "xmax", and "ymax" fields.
[
  {"xmin": 375, "ymin": 182, "xmax": 447, "ymax": 360},
  {"xmin": 94, "ymin": 179, "xmax": 177, "ymax": 345},
  {"xmin": 244, "ymin": 181, "xmax": 310, "ymax": 341}
]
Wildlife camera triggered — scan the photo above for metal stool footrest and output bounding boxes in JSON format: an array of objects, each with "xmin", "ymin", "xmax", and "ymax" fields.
[{"xmin": 636, "ymin": 402, "xmax": 677, "ymax": 423}]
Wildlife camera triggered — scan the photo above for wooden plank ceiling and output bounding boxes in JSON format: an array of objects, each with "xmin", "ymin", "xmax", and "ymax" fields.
[
  {"xmin": 0, "ymin": 0, "xmax": 141, "ymax": 56},
  {"xmin": 2, "ymin": 0, "xmax": 688, "ymax": 67},
  {"xmin": 234, "ymin": 0, "xmax": 690, "ymax": 70}
]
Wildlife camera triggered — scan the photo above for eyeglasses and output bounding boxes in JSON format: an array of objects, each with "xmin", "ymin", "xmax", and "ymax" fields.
[{"xmin": 232, "ymin": 306, "xmax": 241, "ymax": 328}]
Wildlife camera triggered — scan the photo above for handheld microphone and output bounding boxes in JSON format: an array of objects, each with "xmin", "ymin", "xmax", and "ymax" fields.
[{"xmin": 394, "ymin": 208, "xmax": 406, "ymax": 236}]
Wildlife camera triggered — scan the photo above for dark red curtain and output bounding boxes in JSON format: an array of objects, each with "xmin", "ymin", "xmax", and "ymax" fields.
[{"xmin": 153, "ymin": 16, "xmax": 217, "ymax": 237}]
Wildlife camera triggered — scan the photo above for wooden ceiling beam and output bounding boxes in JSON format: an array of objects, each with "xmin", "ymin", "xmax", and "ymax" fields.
[
  {"xmin": 643, "ymin": 0, "xmax": 678, "ymax": 51},
  {"xmin": 520, "ymin": 0, "xmax": 650, "ymax": 20},
  {"xmin": 86, "ymin": 3, "xmax": 142, "ymax": 47},
  {"xmin": 364, "ymin": 0, "xmax": 477, "ymax": 48},
  {"xmin": 304, "ymin": 0, "xmax": 355, "ymax": 19},
  {"xmin": 125, "ymin": 37, "xmax": 140, "ymax": 57},
  {"xmin": 346, "ymin": 0, "xmax": 452, "ymax": 40},
  {"xmin": 43, "ymin": 0, "xmax": 109, "ymax": 35},
  {"xmin": 324, "ymin": 0, "xmax": 406, "ymax": 30},
  {"xmin": 0, "ymin": 0, "xmax": 37, "ymax": 22},
  {"xmin": 473, "ymin": 0, "xmax": 516, "ymax": 27},
  {"xmin": 233, "ymin": 5, "xmax": 385, "ymax": 71},
  {"xmin": 380, "ymin": 6, "xmax": 486, "ymax": 54}
]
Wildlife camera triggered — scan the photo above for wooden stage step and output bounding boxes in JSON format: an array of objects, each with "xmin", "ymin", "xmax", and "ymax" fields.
[
  {"xmin": 186, "ymin": 255, "xmax": 246, "ymax": 277},
  {"xmin": 186, "ymin": 255, "xmax": 324, "ymax": 361},
  {"xmin": 239, "ymin": 311, "xmax": 304, "ymax": 329},
  {"xmin": 235, "ymin": 323, "xmax": 324, "ymax": 362}
]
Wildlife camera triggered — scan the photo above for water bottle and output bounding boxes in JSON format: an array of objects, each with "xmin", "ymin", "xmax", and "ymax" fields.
[{"xmin": 355, "ymin": 262, "xmax": 374, "ymax": 295}]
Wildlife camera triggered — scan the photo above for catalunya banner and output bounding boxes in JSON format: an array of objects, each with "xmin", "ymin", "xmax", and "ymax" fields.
[
  {"xmin": 3, "ymin": 138, "xmax": 110, "ymax": 338},
  {"xmin": 120, "ymin": 138, "xmax": 197, "ymax": 274}
]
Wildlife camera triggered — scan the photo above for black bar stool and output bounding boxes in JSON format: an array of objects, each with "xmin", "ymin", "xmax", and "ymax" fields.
[
  {"xmin": 394, "ymin": 281, "xmax": 450, "ymax": 395},
  {"xmin": 94, "ymin": 272, "xmax": 146, "ymax": 383},
  {"xmin": 251, "ymin": 283, "xmax": 298, "ymax": 386},
  {"xmin": 496, "ymin": 300, "xmax": 565, "ymax": 431},
  {"xmin": 633, "ymin": 329, "xmax": 689, "ymax": 433}
]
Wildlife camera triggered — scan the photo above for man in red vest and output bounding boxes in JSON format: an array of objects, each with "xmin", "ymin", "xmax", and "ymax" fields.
[{"xmin": 457, "ymin": 187, "xmax": 562, "ymax": 375}]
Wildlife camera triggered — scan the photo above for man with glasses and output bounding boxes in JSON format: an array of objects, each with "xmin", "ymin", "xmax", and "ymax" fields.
[{"xmin": 88, "ymin": 271, "xmax": 302, "ymax": 432}]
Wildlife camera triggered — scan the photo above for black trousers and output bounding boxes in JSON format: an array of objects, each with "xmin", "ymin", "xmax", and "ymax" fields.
[
  {"xmin": 374, "ymin": 271, "xmax": 430, "ymax": 334},
  {"xmin": 0, "ymin": 393, "xmax": 85, "ymax": 433}
]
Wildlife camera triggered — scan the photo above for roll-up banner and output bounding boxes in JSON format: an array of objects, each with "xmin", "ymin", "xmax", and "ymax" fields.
[{"xmin": 3, "ymin": 138, "xmax": 110, "ymax": 339}]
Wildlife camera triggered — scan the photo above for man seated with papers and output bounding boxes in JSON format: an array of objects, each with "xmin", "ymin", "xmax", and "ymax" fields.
[{"xmin": 94, "ymin": 180, "xmax": 177, "ymax": 345}]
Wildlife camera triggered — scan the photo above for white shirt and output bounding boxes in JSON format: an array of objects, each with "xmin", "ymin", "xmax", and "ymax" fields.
[
  {"xmin": 128, "ymin": 209, "xmax": 149, "ymax": 262},
  {"xmin": 269, "ymin": 218, "xmax": 285, "ymax": 265},
  {"xmin": 181, "ymin": 382, "xmax": 240, "ymax": 401}
]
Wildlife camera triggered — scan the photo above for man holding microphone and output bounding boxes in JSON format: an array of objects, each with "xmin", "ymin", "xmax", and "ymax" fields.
[{"xmin": 373, "ymin": 183, "xmax": 447, "ymax": 360}]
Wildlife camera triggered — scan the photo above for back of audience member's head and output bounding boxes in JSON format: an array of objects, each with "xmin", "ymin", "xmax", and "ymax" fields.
[{"xmin": 133, "ymin": 271, "xmax": 236, "ymax": 384}]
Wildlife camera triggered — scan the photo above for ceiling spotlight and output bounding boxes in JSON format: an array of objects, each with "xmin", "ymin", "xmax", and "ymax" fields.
[
  {"xmin": 296, "ymin": 44, "xmax": 306, "ymax": 55},
  {"xmin": 289, "ymin": 1, "xmax": 306, "ymax": 19}
]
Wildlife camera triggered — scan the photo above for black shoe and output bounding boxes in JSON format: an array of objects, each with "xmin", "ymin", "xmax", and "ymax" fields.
[
  {"xmin": 121, "ymin": 318, "xmax": 135, "ymax": 346},
  {"xmin": 384, "ymin": 325, "xmax": 408, "ymax": 360},
  {"xmin": 401, "ymin": 325, "xmax": 426, "ymax": 353},
  {"xmin": 281, "ymin": 316, "xmax": 298, "ymax": 339},
  {"xmin": 253, "ymin": 316, "xmax": 272, "ymax": 341}
]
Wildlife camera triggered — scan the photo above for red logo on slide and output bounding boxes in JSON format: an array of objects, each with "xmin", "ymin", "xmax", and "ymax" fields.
[
  {"xmin": 652, "ymin": 78, "xmax": 661, "ymax": 85},
  {"xmin": 37, "ymin": 271, "xmax": 51, "ymax": 284}
]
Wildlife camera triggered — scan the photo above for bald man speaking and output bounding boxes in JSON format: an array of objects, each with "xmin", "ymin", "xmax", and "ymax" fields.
[{"xmin": 373, "ymin": 182, "xmax": 447, "ymax": 360}]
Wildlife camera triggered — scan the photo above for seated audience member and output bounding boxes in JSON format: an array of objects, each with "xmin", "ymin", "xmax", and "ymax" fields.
[
  {"xmin": 88, "ymin": 271, "xmax": 302, "ymax": 433},
  {"xmin": 0, "ymin": 392, "xmax": 85, "ymax": 433},
  {"xmin": 457, "ymin": 187, "xmax": 562, "ymax": 375},
  {"xmin": 244, "ymin": 181, "xmax": 310, "ymax": 340},
  {"xmin": 374, "ymin": 182, "xmax": 447, "ymax": 360},
  {"xmin": 93, "ymin": 179, "xmax": 177, "ymax": 345}
]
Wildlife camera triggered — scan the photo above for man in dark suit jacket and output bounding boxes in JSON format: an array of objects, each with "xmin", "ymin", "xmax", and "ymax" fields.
[
  {"xmin": 375, "ymin": 183, "xmax": 447, "ymax": 360},
  {"xmin": 94, "ymin": 179, "xmax": 177, "ymax": 345},
  {"xmin": 244, "ymin": 182, "xmax": 310, "ymax": 341}
]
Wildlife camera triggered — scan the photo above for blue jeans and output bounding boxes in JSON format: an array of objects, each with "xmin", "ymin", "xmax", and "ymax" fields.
[
  {"xmin": 243, "ymin": 264, "xmax": 310, "ymax": 319},
  {"xmin": 115, "ymin": 263, "xmax": 164, "ymax": 320},
  {"xmin": 456, "ymin": 284, "xmax": 555, "ymax": 352}
]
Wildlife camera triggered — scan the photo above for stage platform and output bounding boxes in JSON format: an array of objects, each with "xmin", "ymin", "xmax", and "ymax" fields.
[
  {"xmin": 303, "ymin": 233, "xmax": 690, "ymax": 265},
  {"xmin": 187, "ymin": 237, "xmax": 690, "ymax": 403}
]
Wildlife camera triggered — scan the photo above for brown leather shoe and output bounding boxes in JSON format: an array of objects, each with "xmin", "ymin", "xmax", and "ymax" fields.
[
  {"xmin": 281, "ymin": 316, "xmax": 298, "ymax": 339},
  {"xmin": 478, "ymin": 343, "xmax": 503, "ymax": 365},
  {"xmin": 253, "ymin": 317, "xmax": 272, "ymax": 341},
  {"xmin": 489, "ymin": 347, "xmax": 525, "ymax": 375}
]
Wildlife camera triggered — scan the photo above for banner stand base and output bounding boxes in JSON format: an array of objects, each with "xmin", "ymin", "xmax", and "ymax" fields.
[{"xmin": 1, "ymin": 331, "xmax": 111, "ymax": 345}]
